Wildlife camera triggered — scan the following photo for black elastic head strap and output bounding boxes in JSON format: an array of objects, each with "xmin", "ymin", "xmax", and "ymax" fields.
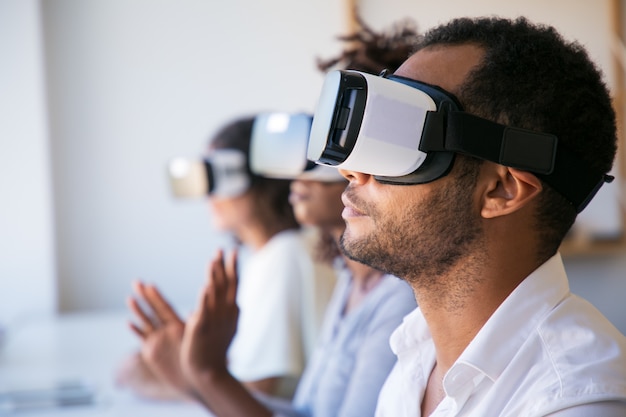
[
  {"xmin": 422, "ymin": 111, "xmax": 613, "ymax": 212},
  {"xmin": 384, "ymin": 73, "xmax": 613, "ymax": 213}
]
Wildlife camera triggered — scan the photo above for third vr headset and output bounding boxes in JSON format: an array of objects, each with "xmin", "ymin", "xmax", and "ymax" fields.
[
  {"xmin": 168, "ymin": 148, "xmax": 249, "ymax": 199},
  {"xmin": 307, "ymin": 70, "xmax": 614, "ymax": 213}
]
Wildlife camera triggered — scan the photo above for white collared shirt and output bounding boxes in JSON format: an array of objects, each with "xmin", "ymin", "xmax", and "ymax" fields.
[{"xmin": 375, "ymin": 254, "xmax": 626, "ymax": 416}]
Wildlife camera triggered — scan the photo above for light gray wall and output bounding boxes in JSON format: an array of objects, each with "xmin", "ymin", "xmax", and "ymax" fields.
[
  {"xmin": 40, "ymin": 0, "xmax": 344, "ymax": 313},
  {"xmin": 0, "ymin": 0, "xmax": 56, "ymax": 324},
  {"xmin": 565, "ymin": 254, "xmax": 626, "ymax": 333},
  {"xmin": 1, "ymin": 0, "xmax": 624, "ymax": 334}
]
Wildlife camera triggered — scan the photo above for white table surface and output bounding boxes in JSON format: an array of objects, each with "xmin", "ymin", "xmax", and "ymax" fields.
[{"xmin": 0, "ymin": 310, "xmax": 211, "ymax": 416}]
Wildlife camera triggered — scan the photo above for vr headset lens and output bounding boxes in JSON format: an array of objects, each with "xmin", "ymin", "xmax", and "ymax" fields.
[{"xmin": 167, "ymin": 149, "xmax": 249, "ymax": 199}]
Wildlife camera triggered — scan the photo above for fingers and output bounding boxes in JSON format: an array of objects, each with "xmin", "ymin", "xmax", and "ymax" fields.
[
  {"xmin": 132, "ymin": 280, "xmax": 149, "ymax": 301},
  {"xmin": 132, "ymin": 281, "xmax": 180, "ymax": 324},
  {"xmin": 181, "ymin": 249, "xmax": 239, "ymax": 382},
  {"xmin": 203, "ymin": 250, "xmax": 225, "ymax": 318},
  {"xmin": 225, "ymin": 248, "xmax": 238, "ymax": 305},
  {"xmin": 211, "ymin": 249, "xmax": 227, "ymax": 299},
  {"xmin": 211, "ymin": 248, "xmax": 238, "ymax": 295},
  {"xmin": 127, "ymin": 296, "xmax": 155, "ymax": 338},
  {"xmin": 128, "ymin": 320, "xmax": 146, "ymax": 339},
  {"xmin": 196, "ymin": 248, "xmax": 238, "ymax": 318},
  {"xmin": 130, "ymin": 248, "xmax": 237, "ymax": 341},
  {"xmin": 144, "ymin": 285, "xmax": 181, "ymax": 324},
  {"xmin": 130, "ymin": 281, "xmax": 158, "ymax": 326},
  {"xmin": 127, "ymin": 280, "xmax": 182, "ymax": 340}
]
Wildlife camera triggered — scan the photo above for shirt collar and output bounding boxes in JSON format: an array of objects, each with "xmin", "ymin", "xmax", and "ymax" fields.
[
  {"xmin": 388, "ymin": 254, "xmax": 571, "ymax": 402},
  {"xmin": 389, "ymin": 306, "xmax": 431, "ymax": 356},
  {"xmin": 453, "ymin": 253, "xmax": 570, "ymax": 382}
]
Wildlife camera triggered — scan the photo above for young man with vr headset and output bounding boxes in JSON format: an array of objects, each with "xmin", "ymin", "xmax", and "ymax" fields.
[{"xmin": 305, "ymin": 16, "xmax": 626, "ymax": 416}]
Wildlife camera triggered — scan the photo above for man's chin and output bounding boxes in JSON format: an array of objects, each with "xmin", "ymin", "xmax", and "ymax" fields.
[{"xmin": 339, "ymin": 232, "xmax": 369, "ymax": 264}]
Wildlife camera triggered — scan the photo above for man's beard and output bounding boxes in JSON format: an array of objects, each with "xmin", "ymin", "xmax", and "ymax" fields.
[{"xmin": 339, "ymin": 163, "xmax": 483, "ymax": 284}]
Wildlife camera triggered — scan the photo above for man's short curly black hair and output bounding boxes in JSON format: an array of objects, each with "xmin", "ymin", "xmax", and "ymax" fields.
[{"xmin": 416, "ymin": 16, "xmax": 618, "ymax": 259}]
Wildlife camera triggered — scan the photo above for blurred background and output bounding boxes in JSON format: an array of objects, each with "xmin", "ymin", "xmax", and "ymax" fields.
[{"xmin": 1, "ymin": 0, "xmax": 625, "ymax": 333}]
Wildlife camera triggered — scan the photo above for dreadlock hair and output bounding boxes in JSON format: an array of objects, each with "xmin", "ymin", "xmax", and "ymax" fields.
[
  {"xmin": 416, "ymin": 17, "xmax": 617, "ymax": 261},
  {"xmin": 317, "ymin": 14, "xmax": 420, "ymax": 75}
]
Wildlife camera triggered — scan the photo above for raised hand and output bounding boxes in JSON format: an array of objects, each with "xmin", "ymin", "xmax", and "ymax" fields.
[
  {"xmin": 181, "ymin": 248, "xmax": 239, "ymax": 385},
  {"xmin": 172, "ymin": 249, "xmax": 273, "ymax": 417},
  {"xmin": 126, "ymin": 281, "xmax": 193, "ymax": 398}
]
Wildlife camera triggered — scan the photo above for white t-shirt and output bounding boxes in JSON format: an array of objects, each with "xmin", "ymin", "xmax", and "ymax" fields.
[
  {"xmin": 375, "ymin": 253, "xmax": 626, "ymax": 417},
  {"xmin": 227, "ymin": 228, "xmax": 336, "ymax": 397}
]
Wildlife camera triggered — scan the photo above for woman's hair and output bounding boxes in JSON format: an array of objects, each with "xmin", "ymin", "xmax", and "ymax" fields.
[{"xmin": 209, "ymin": 116, "xmax": 299, "ymax": 236}]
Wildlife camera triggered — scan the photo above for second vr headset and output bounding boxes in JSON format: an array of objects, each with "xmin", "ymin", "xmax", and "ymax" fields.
[
  {"xmin": 307, "ymin": 70, "xmax": 614, "ymax": 213},
  {"xmin": 250, "ymin": 112, "xmax": 346, "ymax": 182}
]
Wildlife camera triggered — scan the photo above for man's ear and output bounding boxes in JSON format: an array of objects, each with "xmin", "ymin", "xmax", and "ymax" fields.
[{"xmin": 481, "ymin": 166, "xmax": 543, "ymax": 219}]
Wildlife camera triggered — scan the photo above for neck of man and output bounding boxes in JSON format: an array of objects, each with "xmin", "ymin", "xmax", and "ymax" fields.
[{"xmin": 411, "ymin": 238, "xmax": 544, "ymax": 373}]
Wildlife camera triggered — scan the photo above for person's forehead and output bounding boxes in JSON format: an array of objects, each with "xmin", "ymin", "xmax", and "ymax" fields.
[{"xmin": 393, "ymin": 43, "xmax": 485, "ymax": 95}]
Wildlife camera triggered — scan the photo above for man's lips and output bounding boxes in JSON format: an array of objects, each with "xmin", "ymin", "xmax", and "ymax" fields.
[{"xmin": 341, "ymin": 193, "xmax": 366, "ymax": 218}]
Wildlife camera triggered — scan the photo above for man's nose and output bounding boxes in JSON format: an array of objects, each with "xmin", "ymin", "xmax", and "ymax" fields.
[{"xmin": 338, "ymin": 169, "xmax": 371, "ymax": 185}]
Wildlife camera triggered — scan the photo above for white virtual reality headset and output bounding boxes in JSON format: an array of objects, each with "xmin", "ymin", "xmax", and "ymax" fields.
[
  {"xmin": 250, "ymin": 112, "xmax": 346, "ymax": 182},
  {"xmin": 167, "ymin": 148, "xmax": 249, "ymax": 199},
  {"xmin": 307, "ymin": 70, "xmax": 614, "ymax": 213}
]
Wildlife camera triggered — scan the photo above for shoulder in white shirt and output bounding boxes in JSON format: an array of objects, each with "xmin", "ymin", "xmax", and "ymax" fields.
[{"xmin": 375, "ymin": 254, "xmax": 626, "ymax": 417}]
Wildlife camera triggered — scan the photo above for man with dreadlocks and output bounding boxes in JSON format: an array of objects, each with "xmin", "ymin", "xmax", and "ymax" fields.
[{"xmin": 131, "ymin": 16, "xmax": 422, "ymax": 417}]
